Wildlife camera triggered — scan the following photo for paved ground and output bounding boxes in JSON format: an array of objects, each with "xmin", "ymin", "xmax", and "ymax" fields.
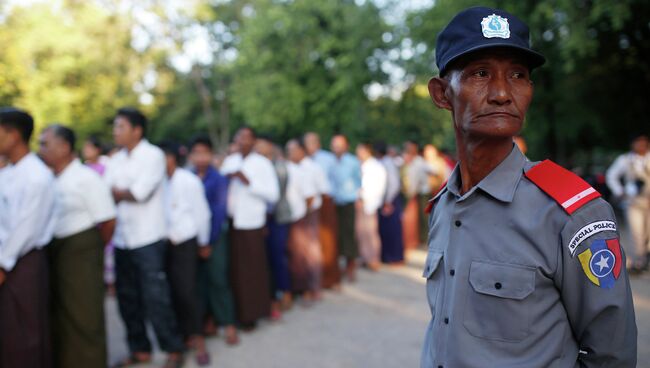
[{"xmin": 107, "ymin": 249, "xmax": 650, "ymax": 368}]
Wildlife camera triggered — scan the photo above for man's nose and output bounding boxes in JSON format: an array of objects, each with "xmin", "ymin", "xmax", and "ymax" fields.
[{"xmin": 487, "ymin": 73, "xmax": 512, "ymax": 105}]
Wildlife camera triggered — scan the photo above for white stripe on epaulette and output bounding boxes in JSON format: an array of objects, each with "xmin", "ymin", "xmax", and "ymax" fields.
[{"xmin": 561, "ymin": 187, "xmax": 597, "ymax": 210}]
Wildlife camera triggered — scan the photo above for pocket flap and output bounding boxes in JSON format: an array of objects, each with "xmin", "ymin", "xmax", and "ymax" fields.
[
  {"xmin": 422, "ymin": 251, "xmax": 443, "ymax": 278},
  {"xmin": 468, "ymin": 261, "xmax": 535, "ymax": 300}
]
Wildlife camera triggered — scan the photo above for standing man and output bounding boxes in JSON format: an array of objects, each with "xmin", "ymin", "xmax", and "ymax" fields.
[
  {"xmin": 375, "ymin": 142, "xmax": 404, "ymax": 264},
  {"xmin": 104, "ymin": 107, "xmax": 184, "ymax": 367},
  {"xmin": 330, "ymin": 135, "xmax": 362, "ymax": 281},
  {"xmin": 421, "ymin": 7, "xmax": 636, "ymax": 367},
  {"xmin": 160, "ymin": 142, "xmax": 212, "ymax": 366},
  {"xmin": 221, "ymin": 127, "xmax": 279, "ymax": 329},
  {"xmin": 355, "ymin": 143, "xmax": 387, "ymax": 271},
  {"xmin": 189, "ymin": 136, "xmax": 239, "ymax": 344},
  {"xmin": 39, "ymin": 124, "xmax": 116, "ymax": 368},
  {"xmin": 304, "ymin": 132, "xmax": 342, "ymax": 289},
  {"xmin": 0, "ymin": 107, "xmax": 55, "ymax": 368},
  {"xmin": 606, "ymin": 134, "xmax": 650, "ymax": 273}
]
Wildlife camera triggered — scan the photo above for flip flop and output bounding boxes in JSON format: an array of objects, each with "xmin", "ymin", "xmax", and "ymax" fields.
[
  {"xmin": 195, "ymin": 351, "xmax": 211, "ymax": 366},
  {"xmin": 113, "ymin": 354, "xmax": 152, "ymax": 367}
]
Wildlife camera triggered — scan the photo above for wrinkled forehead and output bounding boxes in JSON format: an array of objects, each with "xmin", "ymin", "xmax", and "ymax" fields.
[{"xmin": 444, "ymin": 47, "xmax": 532, "ymax": 76}]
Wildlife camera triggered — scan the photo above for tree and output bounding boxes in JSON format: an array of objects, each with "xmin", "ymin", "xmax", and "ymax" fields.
[{"xmin": 231, "ymin": 0, "xmax": 389, "ymax": 142}]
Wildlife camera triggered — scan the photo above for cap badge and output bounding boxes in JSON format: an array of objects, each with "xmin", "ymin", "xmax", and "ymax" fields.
[{"xmin": 481, "ymin": 14, "xmax": 510, "ymax": 39}]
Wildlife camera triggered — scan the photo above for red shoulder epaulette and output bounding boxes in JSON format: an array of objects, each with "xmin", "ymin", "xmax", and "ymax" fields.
[
  {"xmin": 524, "ymin": 160, "xmax": 601, "ymax": 215},
  {"xmin": 425, "ymin": 181, "xmax": 448, "ymax": 214}
]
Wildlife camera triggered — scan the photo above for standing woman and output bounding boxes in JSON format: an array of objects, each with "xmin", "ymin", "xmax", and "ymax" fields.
[
  {"xmin": 39, "ymin": 124, "xmax": 116, "ymax": 368},
  {"xmin": 256, "ymin": 137, "xmax": 294, "ymax": 317},
  {"xmin": 286, "ymin": 139, "xmax": 323, "ymax": 303}
]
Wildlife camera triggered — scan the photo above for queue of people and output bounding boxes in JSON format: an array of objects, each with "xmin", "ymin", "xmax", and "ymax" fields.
[{"xmin": 0, "ymin": 106, "xmax": 452, "ymax": 368}]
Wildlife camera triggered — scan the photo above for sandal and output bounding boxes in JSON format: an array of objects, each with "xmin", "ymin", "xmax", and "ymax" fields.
[
  {"xmin": 195, "ymin": 351, "xmax": 211, "ymax": 366},
  {"xmin": 114, "ymin": 353, "xmax": 152, "ymax": 367},
  {"xmin": 162, "ymin": 354, "xmax": 184, "ymax": 368}
]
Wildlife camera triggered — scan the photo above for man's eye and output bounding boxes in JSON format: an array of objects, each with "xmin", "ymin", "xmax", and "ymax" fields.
[
  {"xmin": 473, "ymin": 70, "xmax": 488, "ymax": 77},
  {"xmin": 512, "ymin": 71, "xmax": 527, "ymax": 79}
]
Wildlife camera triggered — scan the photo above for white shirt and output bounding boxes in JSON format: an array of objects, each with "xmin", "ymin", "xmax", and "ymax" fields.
[
  {"xmin": 54, "ymin": 159, "xmax": 116, "ymax": 238},
  {"xmin": 164, "ymin": 168, "xmax": 211, "ymax": 246},
  {"xmin": 606, "ymin": 152, "xmax": 650, "ymax": 197},
  {"xmin": 360, "ymin": 157, "xmax": 387, "ymax": 215},
  {"xmin": 285, "ymin": 161, "xmax": 319, "ymax": 222},
  {"xmin": 0, "ymin": 153, "xmax": 56, "ymax": 271},
  {"xmin": 381, "ymin": 156, "xmax": 401, "ymax": 204},
  {"xmin": 405, "ymin": 155, "xmax": 432, "ymax": 196},
  {"xmin": 104, "ymin": 139, "xmax": 167, "ymax": 249},
  {"xmin": 299, "ymin": 157, "xmax": 326, "ymax": 210},
  {"xmin": 221, "ymin": 152, "xmax": 279, "ymax": 230}
]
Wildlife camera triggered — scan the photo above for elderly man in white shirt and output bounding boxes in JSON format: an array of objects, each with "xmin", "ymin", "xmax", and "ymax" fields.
[
  {"xmin": 38, "ymin": 124, "xmax": 116, "ymax": 368},
  {"xmin": 160, "ymin": 142, "xmax": 212, "ymax": 366},
  {"xmin": 221, "ymin": 127, "xmax": 279, "ymax": 328},
  {"xmin": 0, "ymin": 108, "xmax": 55, "ymax": 368},
  {"xmin": 606, "ymin": 134, "xmax": 650, "ymax": 273},
  {"xmin": 303, "ymin": 132, "xmax": 342, "ymax": 289},
  {"xmin": 104, "ymin": 108, "xmax": 184, "ymax": 367},
  {"xmin": 356, "ymin": 143, "xmax": 387, "ymax": 271},
  {"xmin": 286, "ymin": 139, "xmax": 324, "ymax": 303}
]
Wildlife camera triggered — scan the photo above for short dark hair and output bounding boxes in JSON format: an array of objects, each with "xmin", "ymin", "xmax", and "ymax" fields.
[
  {"xmin": 374, "ymin": 141, "xmax": 388, "ymax": 156},
  {"xmin": 86, "ymin": 135, "xmax": 105, "ymax": 153},
  {"xmin": 159, "ymin": 140, "xmax": 182, "ymax": 165},
  {"xmin": 47, "ymin": 124, "xmax": 76, "ymax": 152},
  {"xmin": 189, "ymin": 134, "xmax": 213, "ymax": 151},
  {"xmin": 0, "ymin": 107, "xmax": 34, "ymax": 143},
  {"xmin": 237, "ymin": 125, "xmax": 256, "ymax": 138},
  {"xmin": 115, "ymin": 107, "xmax": 147, "ymax": 137}
]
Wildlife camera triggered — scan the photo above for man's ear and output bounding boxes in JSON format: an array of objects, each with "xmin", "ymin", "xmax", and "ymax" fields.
[{"xmin": 428, "ymin": 76, "xmax": 452, "ymax": 111}]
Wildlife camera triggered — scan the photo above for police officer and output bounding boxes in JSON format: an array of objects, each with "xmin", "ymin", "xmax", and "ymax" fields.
[{"xmin": 422, "ymin": 7, "xmax": 637, "ymax": 368}]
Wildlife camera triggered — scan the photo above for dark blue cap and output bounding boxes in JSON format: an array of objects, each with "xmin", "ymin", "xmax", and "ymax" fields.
[{"xmin": 435, "ymin": 7, "xmax": 545, "ymax": 75}]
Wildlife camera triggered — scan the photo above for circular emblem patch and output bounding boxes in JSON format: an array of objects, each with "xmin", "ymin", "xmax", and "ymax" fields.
[{"xmin": 589, "ymin": 249, "xmax": 615, "ymax": 278}]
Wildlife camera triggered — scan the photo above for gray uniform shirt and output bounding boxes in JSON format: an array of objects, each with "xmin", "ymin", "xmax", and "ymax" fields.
[{"xmin": 421, "ymin": 146, "xmax": 637, "ymax": 368}]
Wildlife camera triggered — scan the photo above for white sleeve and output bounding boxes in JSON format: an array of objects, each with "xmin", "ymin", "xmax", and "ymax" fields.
[
  {"xmin": 606, "ymin": 155, "xmax": 627, "ymax": 197},
  {"xmin": 130, "ymin": 150, "xmax": 165, "ymax": 202},
  {"xmin": 190, "ymin": 176, "xmax": 212, "ymax": 246},
  {"xmin": 0, "ymin": 178, "xmax": 55, "ymax": 271},
  {"xmin": 246, "ymin": 157, "xmax": 280, "ymax": 204},
  {"xmin": 83, "ymin": 171, "xmax": 116, "ymax": 224}
]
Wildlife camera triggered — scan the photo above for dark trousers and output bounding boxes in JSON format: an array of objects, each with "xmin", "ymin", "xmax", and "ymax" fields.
[
  {"xmin": 198, "ymin": 226, "xmax": 237, "ymax": 326},
  {"xmin": 336, "ymin": 203, "xmax": 358, "ymax": 259},
  {"xmin": 49, "ymin": 228, "xmax": 106, "ymax": 368},
  {"xmin": 167, "ymin": 238, "xmax": 202, "ymax": 338},
  {"xmin": 114, "ymin": 240, "xmax": 184, "ymax": 353},
  {"xmin": 0, "ymin": 248, "xmax": 51, "ymax": 368}
]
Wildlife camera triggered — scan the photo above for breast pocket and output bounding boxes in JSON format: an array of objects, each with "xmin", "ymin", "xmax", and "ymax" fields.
[
  {"xmin": 463, "ymin": 260, "xmax": 535, "ymax": 342},
  {"xmin": 423, "ymin": 251, "xmax": 444, "ymax": 319}
]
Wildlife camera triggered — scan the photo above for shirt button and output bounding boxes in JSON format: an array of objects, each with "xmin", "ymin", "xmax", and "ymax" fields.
[
  {"xmin": 454, "ymin": 220, "xmax": 462, "ymax": 227},
  {"xmin": 495, "ymin": 282, "xmax": 502, "ymax": 290},
  {"xmin": 444, "ymin": 317, "xmax": 449, "ymax": 324},
  {"xmin": 449, "ymin": 269, "xmax": 455, "ymax": 276}
]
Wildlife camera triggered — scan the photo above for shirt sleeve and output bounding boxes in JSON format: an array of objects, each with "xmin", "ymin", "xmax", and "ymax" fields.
[
  {"xmin": 82, "ymin": 170, "xmax": 116, "ymax": 224},
  {"xmin": 191, "ymin": 176, "xmax": 212, "ymax": 246},
  {"xmin": 557, "ymin": 199, "xmax": 637, "ymax": 367},
  {"xmin": 0, "ymin": 178, "xmax": 55, "ymax": 271},
  {"xmin": 245, "ymin": 157, "xmax": 280, "ymax": 204},
  {"xmin": 605, "ymin": 155, "xmax": 627, "ymax": 198},
  {"xmin": 130, "ymin": 149, "xmax": 165, "ymax": 202}
]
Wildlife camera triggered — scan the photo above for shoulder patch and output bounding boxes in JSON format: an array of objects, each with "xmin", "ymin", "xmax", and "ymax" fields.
[
  {"xmin": 524, "ymin": 160, "xmax": 601, "ymax": 214},
  {"xmin": 577, "ymin": 238, "xmax": 622, "ymax": 289},
  {"xmin": 425, "ymin": 181, "xmax": 448, "ymax": 214}
]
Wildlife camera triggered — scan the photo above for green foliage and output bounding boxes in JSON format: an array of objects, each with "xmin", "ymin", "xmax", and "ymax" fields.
[
  {"xmin": 0, "ymin": 0, "xmax": 648, "ymax": 165},
  {"xmin": 231, "ymin": 0, "xmax": 388, "ymax": 141}
]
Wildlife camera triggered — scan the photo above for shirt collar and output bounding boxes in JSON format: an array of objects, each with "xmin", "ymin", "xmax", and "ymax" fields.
[
  {"xmin": 126, "ymin": 139, "xmax": 148, "ymax": 156},
  {"xmin": 446, "ymin": 144, "xmax": 526, "ymax": 203}
]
